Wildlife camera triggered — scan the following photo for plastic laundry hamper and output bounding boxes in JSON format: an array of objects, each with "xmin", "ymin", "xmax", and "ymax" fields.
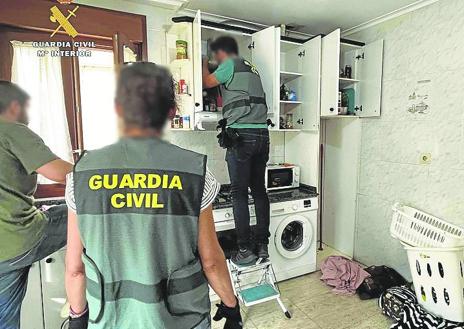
[
  {"xmin": 391, "ymin": 203, "xmax": 464, "ymax": 248},
  {"xmin": 403, "ymin": 244, "xmax": 464, "ymax": 322}
]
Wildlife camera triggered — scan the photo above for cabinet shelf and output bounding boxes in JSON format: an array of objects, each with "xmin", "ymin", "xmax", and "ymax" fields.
[
  {"xmin": 321, "ymin": 115, "xmax": 359, "ymax": 119},
  {"xmin": 339, "ymin": 77, "xmax": 359, "ymax": 88},
  {"xmin": 280, "ymin": 100, "xmax": 302, "ymax": 104},
  {"xmin": 280, "ymin": 71, "xmax": 302, "ymax": 84}
]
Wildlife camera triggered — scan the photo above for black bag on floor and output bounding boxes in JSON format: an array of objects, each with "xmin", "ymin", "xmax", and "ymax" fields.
[{"xmin": 357, "ymin": 265, "xmax": 408, "ymax": 300}]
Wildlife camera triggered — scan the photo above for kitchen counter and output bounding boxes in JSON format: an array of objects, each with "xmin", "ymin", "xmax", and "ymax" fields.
[{"xmin": 213, "ymin": 184, "xmax": 318, "ymax": 210}]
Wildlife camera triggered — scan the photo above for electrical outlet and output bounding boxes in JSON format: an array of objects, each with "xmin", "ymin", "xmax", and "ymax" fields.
[{"xmin": 419, "ymin": 152, "xmax": 432, "ymax": 164}]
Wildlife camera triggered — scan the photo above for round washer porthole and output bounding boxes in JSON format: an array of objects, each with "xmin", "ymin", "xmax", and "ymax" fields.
[{"xmin": 274, "ymin": 215, "xmax": 313, "ymax": 259}]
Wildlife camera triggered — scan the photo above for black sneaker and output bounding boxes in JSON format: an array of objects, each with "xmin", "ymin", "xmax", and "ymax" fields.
[
  {"xmin": 256, "ymin": 244, "xmax": 269, "ymax": 259},
  {"xmin": 231, "ymin": 248, "xmax": 258, "ymax": 266}
]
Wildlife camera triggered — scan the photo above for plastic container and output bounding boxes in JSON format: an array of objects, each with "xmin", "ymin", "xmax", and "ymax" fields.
[
  {"xmin": 403, "ymin": 243, "xmax": 464, "ymax": 322},
  {"xmin": 391, "ymin": 203, "xmax": 464, "ymax": 248},
  {"xmin": 176, "ymin": 40, "xmax": 188, "ymax": 59}
]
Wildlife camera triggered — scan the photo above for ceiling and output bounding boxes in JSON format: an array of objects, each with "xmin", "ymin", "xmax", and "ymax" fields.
[{"xmin": 183, "ymin": 0, "xmax": 430, "ymax": 35}]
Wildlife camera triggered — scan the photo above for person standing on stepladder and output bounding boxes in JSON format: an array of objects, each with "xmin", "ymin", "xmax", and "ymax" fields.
[{"xmin": 203, "ymin": 36, "xmax": 270, "ymax": 266}]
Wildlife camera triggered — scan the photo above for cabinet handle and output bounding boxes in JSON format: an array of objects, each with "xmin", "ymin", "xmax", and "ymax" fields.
[
  {"xmin": 195, "ymin": 102, "xmax": 200, "ymax": 107},
  {"xmin": 297, "ymin": 118, "xmax": 304, "ymax": 125},
  {"xmin": 329, "ymin": 107, "xmax": 334, "ymax": 112},
  {"xmin": 45, "ymin": 258, "xmax": 54, "ymax": 264},
  {"xmin": 248, "ymin": 42, "xmax": 255, "ymax": 50}
]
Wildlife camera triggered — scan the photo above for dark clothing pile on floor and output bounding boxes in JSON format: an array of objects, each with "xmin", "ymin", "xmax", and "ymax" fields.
[
  {"xmin": 320, "ymin": 257, "xmax": 464, "ymax": 328},
  {"xmin": 380, "ymin": 287, "xmax": 464, "ymax": 329}
]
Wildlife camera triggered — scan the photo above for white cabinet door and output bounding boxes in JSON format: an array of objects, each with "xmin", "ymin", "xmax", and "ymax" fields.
[
  {"xmin": 41, "ymin": 250, "xmax": 68, "ymax": 329},
  {"xmin": 21, "ymin": 262, "xmax": 44, "ymax": 329},
  {"xmin": 298, "ymin": 36, "xmax": 321, "ymax": 131},
  {"xmin": 251, "ymin": 26, "xmax": 279, "ymax": 129},
  {"xmin": 192, "ymin": 10, "xmax": 203, "ymax": 117},
  {"xmin": 320, "ymin": 29, "xmax": 340, "ymax": 117},
  {"xmin": 356, "ymin": 39, "xmax": 383, "ymax": 117}
]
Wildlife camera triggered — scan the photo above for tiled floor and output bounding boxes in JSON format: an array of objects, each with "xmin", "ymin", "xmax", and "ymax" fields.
[{"xmin": 212, "ymin": 245, "xmax": 393, "ymax": 329}]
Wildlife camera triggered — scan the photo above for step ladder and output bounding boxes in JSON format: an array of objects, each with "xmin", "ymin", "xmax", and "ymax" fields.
[{"xmin": 227, "ymin": 259, "xmax": 292, "ymax": 319}]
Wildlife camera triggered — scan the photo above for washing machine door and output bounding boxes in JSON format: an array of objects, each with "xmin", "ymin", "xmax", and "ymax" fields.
[{"xmin": 274, "ymin": 214, "xmax": 313, "ymax": 259}]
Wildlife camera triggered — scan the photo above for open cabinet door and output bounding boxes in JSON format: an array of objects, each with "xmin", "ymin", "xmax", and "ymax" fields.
[
  {"xmin": 356, "ymin": 39, "xmax": 383, "ymax": 117},
  {"xmin": 251, "ymin": 26, "xmax": 279, "ymax": 129},
  {"xmin": 192, "ymin": 10, "xmax": 203, "ymax": 115},
  {"xmin": 297, "ymin": 35, "xmax": 321, "ymax": 130},
  {"xmin": 320, "ymin": 29, "xmax": 340, "ymax": 117}
]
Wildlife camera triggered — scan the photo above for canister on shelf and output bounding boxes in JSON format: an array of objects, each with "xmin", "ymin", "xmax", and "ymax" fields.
[
  {"xmin": 176, "ymin": 40, "xmax": 188, "ymax": 59},
  {"xmin": 182, "ymin": 115, "xmax": 190, "ymax": 129},
  {"xmin": 345, "ymin": 65, "xmax": 352, "ymax": 79},
  {"xmin": 179, "ymin": 79, "xmax": 188, "ymax": 94}
]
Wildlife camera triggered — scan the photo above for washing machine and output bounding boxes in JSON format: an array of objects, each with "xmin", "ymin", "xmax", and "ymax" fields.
[{"xmin": 268, "ymin": 197, "xmax": 318, "ymax": 282}]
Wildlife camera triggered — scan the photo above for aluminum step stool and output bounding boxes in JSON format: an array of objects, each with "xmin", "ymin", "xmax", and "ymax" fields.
[{"xmin": 227, "ymin": 259, "xmax": 291, "ymax": 319}]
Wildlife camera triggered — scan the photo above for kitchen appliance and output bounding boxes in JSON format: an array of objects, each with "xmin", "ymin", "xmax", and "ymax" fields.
[
  {"xmin": 213, "ymin": 185, "xmax": 318, "ymax": 282},
  {"xmin": 265, "ymin": 164, "xmax": 300, "ymax": 191}
]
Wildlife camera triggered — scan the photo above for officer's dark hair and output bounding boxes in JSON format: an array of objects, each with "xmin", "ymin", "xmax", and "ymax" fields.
[
  {"xmin": 0, "ymin": 81, "xmax": 30, "ymax": 114},
  {"xmin": 210, "ymin": 36, "xmax": 239, "ymax": 55},
  {"xmin": 116, "ymin": 62, "xmax": 176, "ymax": 130}
]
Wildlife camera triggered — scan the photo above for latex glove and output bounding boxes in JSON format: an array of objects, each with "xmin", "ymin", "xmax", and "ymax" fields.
[
  {"xmin": 68, "ymin": 308, "xmax": 89, "ymax": 329},
  {"xmin": 213, "ymin": 299, "xmax": 243, "ymax": 329}
]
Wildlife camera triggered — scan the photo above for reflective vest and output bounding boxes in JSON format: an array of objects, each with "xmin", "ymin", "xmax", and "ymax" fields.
[
  {"xmin": 221, "ymin": 57, "xmax": 268, "ymax": 125},
  {"xmin": 74, "ymin": 137, "xmax": 210, "ymax": 329}
]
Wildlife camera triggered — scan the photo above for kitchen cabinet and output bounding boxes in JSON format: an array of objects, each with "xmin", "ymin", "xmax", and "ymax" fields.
[
  {"xmin": 41, "ymin": 249, "xmax": 68, "ymax": 329},
  {"xmin": 167, "ymin": 13, "xmax": 321, "ymax": 131},
  {"xmin": 21, "ymin": 262, "xmax": 44, "ymax": 329},
  {"xmin": 166, "ymin": 12, "xmax": 200, "ymax": 130},
  {"xmin": 321, "ymin": 28, "xmax": 383, "ymax": 117},
  {"xmin": 251, "ymin": 27, "xmax": 321, "ymax": 131}
]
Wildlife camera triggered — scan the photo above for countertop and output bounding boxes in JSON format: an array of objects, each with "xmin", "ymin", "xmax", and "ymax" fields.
[{"xmin": 212, "ymin": 184, "xmax": 318, "ymax": 210}]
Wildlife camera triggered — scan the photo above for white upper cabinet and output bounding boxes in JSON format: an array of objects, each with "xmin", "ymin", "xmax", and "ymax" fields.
[
  {"xmin": 166, "ymin": 16, "xmax": 196, "ymax": 130},
  {"xmin": 297, "ymin": 35, "xmax": 321, "ymax": 130},
  {"xmin": 252, "ymin": 27, "xmax": 321, "ymax": 131},
  {"xmin": 356, "ymin": 39, "xmax": 384, "ymax": 117},
  {"xmin": 321, "ymin": 29, "xmax": 340, "ymax": 117},
  {"xmin": 320, "ymin": 28, "xmax": 383, "ymax": 118},
  {"xmin": 251, "ymin": 26, "xmax": 280, "ymax": 130}
]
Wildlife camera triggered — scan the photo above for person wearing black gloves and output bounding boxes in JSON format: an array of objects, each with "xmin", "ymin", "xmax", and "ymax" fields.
[
  {"xmin": 213, "ymin": 299, "xmax": 243, "ymax": 329},
  {"xmin": 68, "ymin": 305, "xmax": 89, "ymax": 329},
  {"xmin": 64, "ymin": 62, "xmax": 242, "ymax": 329}
]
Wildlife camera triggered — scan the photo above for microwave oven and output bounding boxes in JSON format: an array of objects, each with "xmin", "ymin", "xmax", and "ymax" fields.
[{"xmin": 265, "ymin": 164, "xmax": 300, "ymax": 191}]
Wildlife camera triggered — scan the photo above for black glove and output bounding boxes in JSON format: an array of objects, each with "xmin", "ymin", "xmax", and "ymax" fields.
[
  {"xmin": 68, "ymin": 308, "xmax": 89, "ymax": 329},
  {"xmin": 213, "ymin": 299, "xmax": 243, "ymax": 329}
]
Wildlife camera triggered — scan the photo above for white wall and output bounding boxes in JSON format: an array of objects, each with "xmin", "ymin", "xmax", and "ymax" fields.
[
  {"xmin": 322, "ymin": 118, "xmax": 361, "ymax": 257},
  {"xmin": 349, "ymin": 0, "xmax": 464, "ymax": 277},
  {"xmin": 164, "ymin": 131, "xmax": 286, "ymax": 183}
]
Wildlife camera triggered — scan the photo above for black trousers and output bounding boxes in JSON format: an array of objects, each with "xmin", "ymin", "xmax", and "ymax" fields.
[{"xmin": 226, "ymin": 128, "xmax": 270, "ymax": 249}]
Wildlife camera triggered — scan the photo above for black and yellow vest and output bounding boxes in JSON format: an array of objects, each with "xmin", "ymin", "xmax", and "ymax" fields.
[
  {"xmin": 74, "ymin": 137, "xmax": 210, "ymax": 329},
  {"xmin": 221, "ymin": 57, "xmax": 268, "ymax": 126}
]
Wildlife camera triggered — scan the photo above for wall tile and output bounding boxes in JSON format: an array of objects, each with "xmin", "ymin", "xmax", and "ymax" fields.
[
  {"xmin": 351, "ymin": 0, "xmax": 464, "ymax": 277},
  {"xmin": 354, "ymin": 195, "xmax": 410, "ymax": 279}
]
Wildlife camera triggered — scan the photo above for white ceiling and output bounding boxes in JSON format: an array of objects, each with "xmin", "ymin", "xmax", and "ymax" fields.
[{"xmin": 184, "ymin": 0, "xmax": 430, "ymax": 35}]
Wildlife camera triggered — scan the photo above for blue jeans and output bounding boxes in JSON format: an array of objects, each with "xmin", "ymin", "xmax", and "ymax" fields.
[
  {"xmin": 226, "ymin": 128, "xmax": 270, "ymax": 249},
  {"xmin": 0, "ymin": 205, "xmax": 67, "ymax": 329}
]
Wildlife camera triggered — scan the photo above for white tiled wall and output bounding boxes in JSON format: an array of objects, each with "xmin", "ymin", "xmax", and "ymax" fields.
[
  {"xmin": 165, "ymin": 131, "xmax": 286, "ymax": 184},
  {"xmin": 350, "ymin": 0, "xmax": 464, "ymax": 277}
]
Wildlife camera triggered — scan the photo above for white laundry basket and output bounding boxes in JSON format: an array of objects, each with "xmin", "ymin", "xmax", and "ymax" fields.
[
  {"xmin": 391, "ymin": 203, "xmax": 464, "ymax": 248},
  {"xmin": 403, "ymin": 243, "xmax": 464, "ymax": 322}
]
